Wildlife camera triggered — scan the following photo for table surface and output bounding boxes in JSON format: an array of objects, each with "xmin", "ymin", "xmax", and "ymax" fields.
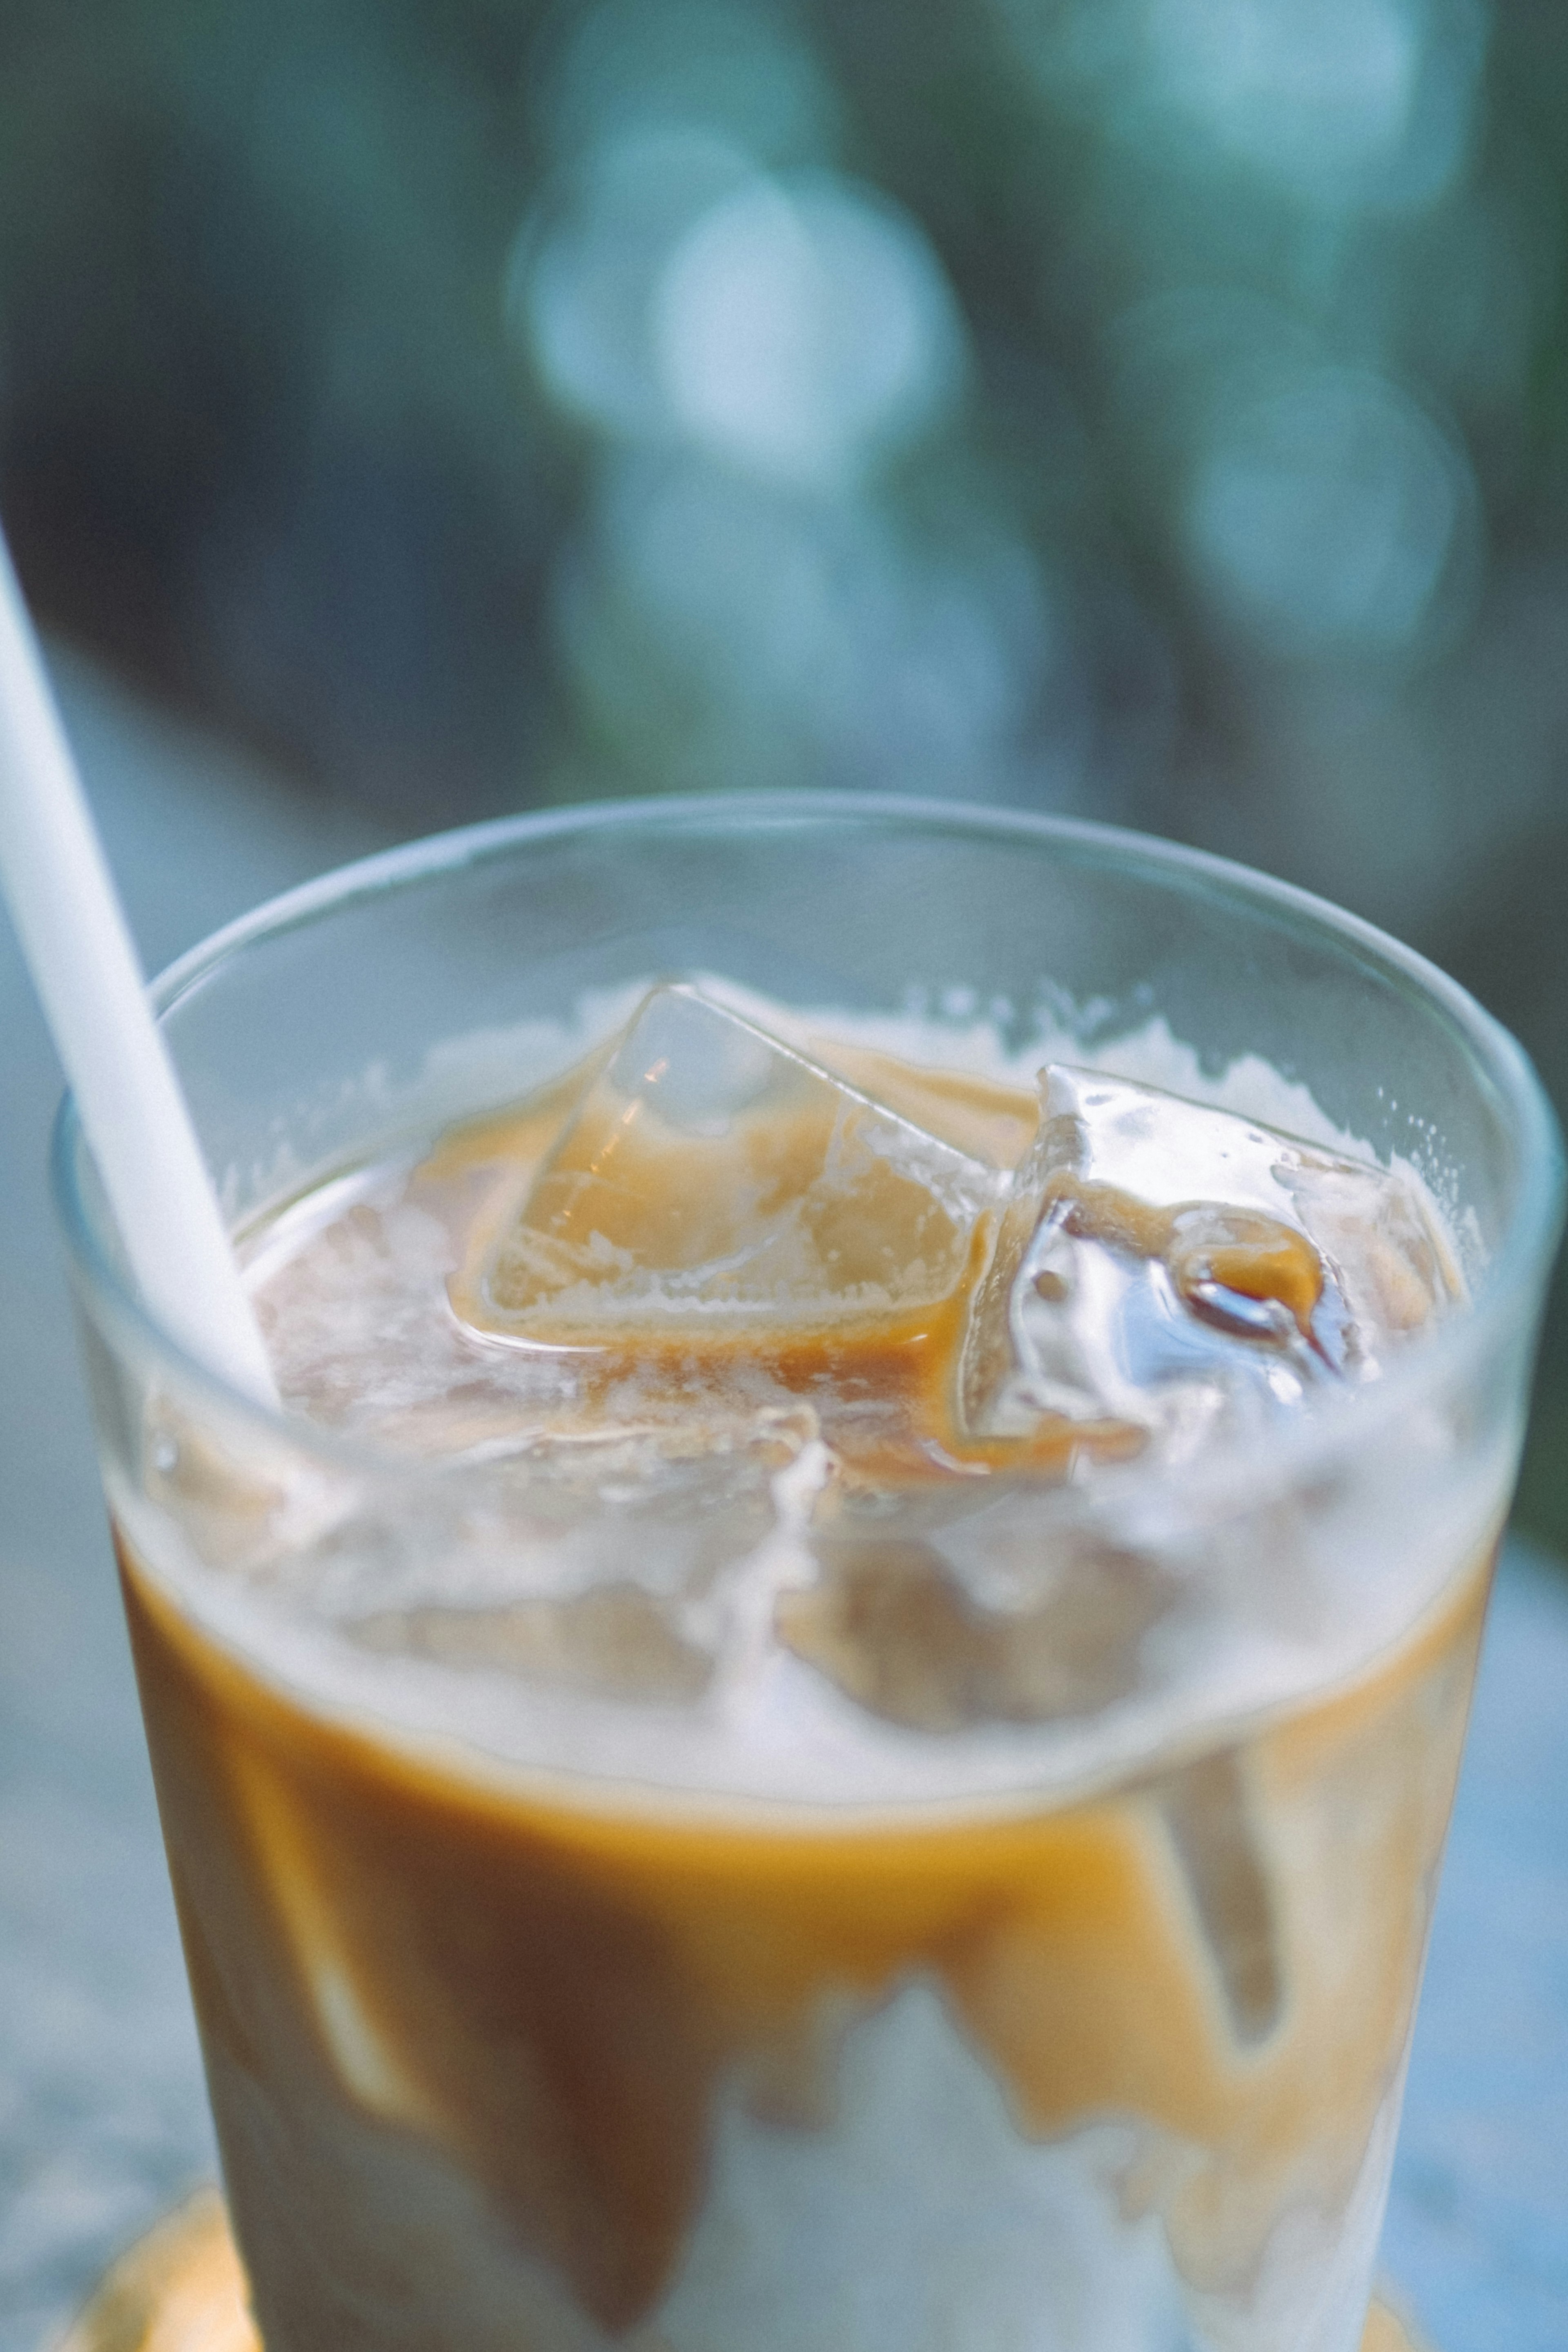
[{"xmin": 2, "ymin": 653, "xmax": 1565, "ymax": 2352}]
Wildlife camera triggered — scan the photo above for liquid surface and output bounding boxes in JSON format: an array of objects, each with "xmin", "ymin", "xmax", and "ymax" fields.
[
  {"xmin": 261, "ymin": 983, "xmax": 1458, "ymax": 1468},
  {"xmin": 196, "ymin": 982, "xmax": 1472, "ymax": 1811}
]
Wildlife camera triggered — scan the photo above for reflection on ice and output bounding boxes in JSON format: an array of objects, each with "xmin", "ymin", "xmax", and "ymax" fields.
[
  {"xmin": 962, "ymin": 1064, "xmax": 1457, "ymax": 1455},
  {"xmin": 472, "ymin": 985, "xmax": 1004, "ymax": 1335}
]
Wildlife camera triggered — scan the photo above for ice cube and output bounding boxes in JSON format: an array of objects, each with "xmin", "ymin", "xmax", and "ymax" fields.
[
  {"xmin": 777, "ymin": 1490, "xmax": 1169, "ymax": 1732},
  {"xmin": 804, "ymin": 1037, "xmax": 1040, "ymax": 1170},
  {"xmin": 349, "ymin": 1583, "xmax": 715, "ymax": 1704},
  {"xmin": 1157, "ymin": 1749, "xmax": 1281, "ymax": 2046},
  {"xmin": 336, "ymin": 1408, "xmax": 819, "ymax": 1705},
  {"xmin": 961, "ymin": 1066, "xmax": 1455, "ymax": 1447},
  {"xmin": 1284, "ymin": 1153, "xmax": 1461, "ymax": 1348},
  {"xmin": 468, "ymin": 986, "xmax": 1004, "ymax": 1338}
]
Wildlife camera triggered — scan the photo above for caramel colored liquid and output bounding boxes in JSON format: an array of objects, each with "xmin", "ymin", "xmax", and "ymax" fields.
[
  {"xmin": 119, "ymin": 1540, "xmax": 1486, "ymax": 2350},
  {"xmin": 118, "ymin": 1034, "xmax": 1489, "ymax": 2352}
]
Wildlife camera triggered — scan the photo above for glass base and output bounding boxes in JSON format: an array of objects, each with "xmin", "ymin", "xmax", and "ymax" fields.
[{"xmin": 51, "ymin": 2189, "xmax": 1433, "ymax": 2351}]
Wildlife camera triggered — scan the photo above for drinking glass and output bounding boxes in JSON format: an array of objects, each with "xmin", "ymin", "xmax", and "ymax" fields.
[{"xmin": 55, "ymin": 797, "xmax": 1564, "ymax": 2352}]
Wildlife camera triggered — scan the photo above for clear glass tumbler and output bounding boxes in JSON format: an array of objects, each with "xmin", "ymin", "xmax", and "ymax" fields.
[{"xmin": 54, "ymin": 798, "xmax": 1563, "ymax": 2352}]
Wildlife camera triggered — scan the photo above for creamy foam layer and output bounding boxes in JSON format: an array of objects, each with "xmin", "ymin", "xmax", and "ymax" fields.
[{"xmin": 109, "ymin": 985, "xmax": 1498, "ymax": 1817}]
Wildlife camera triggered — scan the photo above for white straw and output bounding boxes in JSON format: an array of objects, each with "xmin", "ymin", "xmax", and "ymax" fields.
[{"xmin": 0, "ymin": 529, "xmax": 279, "ymax": 1406}]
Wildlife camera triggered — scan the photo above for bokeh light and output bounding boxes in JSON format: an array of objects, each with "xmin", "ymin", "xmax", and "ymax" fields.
[
  {"xmin": 653, "ymin": 172, "xmax": 964, "ymax": 491},
  {"xmin": 538, "ymin": 0, "xmax": 843, "ymax": 175},
  {"xmin": 510, "ymin": 129, "xmax": 755, "ymax": 443},
  {"xmin": 1183, "ymin": 367, "xmax": 1475, "ymax": 659},
  {"xmin": 1136, "ymin": 0, "xmax": 1480, "ymax": 211},
  {"xmin": 555, "ymin": 453, "xmax": 1051, "ymax": 796},
  {"xmin": 514, "ymin": 152, "xmax": 964, "ymax": 488},
  {"xmin": 1009, "ymin": 0, "xmax": 1485, "ymax": 216}
]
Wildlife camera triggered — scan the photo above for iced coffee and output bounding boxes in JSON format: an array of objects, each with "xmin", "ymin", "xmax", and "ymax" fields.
[{"xmin": 107, "ymin": 981, "xmax": 1500, "ymax": 2352}]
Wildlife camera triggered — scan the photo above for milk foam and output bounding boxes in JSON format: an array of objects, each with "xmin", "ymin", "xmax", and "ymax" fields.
[{"xmin": 656, "ymin": 1983, "xmax": 1187, "ymax": 2352}]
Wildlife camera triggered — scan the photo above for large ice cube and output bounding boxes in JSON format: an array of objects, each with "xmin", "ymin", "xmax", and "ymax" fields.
[
  {"xmin": 961, "ymin": 1066, "xmax": 1457, "ymax": 1448},
  {"xmin": 776, "ymin": 1487, "xmax": 1170, "ymax": 1732},
  {"xmin": 1157, "ymin": 1749, "xmax": 1281, "ymax": 2046},
  {"xmin": 336, "ymin": 1407, "xmax": 820, "ymax": 1705},
  {"xmin": 468, "ymin": 987, "xmax": 1005, "ymax": 1337}
]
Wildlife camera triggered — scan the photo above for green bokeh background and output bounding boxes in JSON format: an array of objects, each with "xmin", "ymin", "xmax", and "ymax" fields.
[{"xmin": 2, "ymin": 0, "xmax": 1565, "ymax": 1539}]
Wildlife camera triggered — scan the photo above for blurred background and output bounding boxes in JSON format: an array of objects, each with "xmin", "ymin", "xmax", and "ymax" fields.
[{"xmin": 0, "ymin": 0, "xmax": 1565, "ymax": 1531}]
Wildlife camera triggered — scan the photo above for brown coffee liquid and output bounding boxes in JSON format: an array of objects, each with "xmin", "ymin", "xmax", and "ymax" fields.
[
  {"xmin": 121, "ymin": 1537, "xmax": 1483, "ymax": 2345},
  {"xmin": 118, "ymin": 1004, "xmax": 1486, "ymax": 2352}
]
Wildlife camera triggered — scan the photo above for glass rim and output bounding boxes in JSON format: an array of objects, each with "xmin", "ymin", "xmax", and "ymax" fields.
[{"xmin": 52, "ymin": 789, "xmax": 1566, "ymax": 1501}]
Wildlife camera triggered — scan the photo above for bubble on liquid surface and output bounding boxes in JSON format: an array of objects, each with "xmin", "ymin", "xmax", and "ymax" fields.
[{"xmin": 468, "ymin": 985, "xmax": 1005, "ymax": 1336}]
